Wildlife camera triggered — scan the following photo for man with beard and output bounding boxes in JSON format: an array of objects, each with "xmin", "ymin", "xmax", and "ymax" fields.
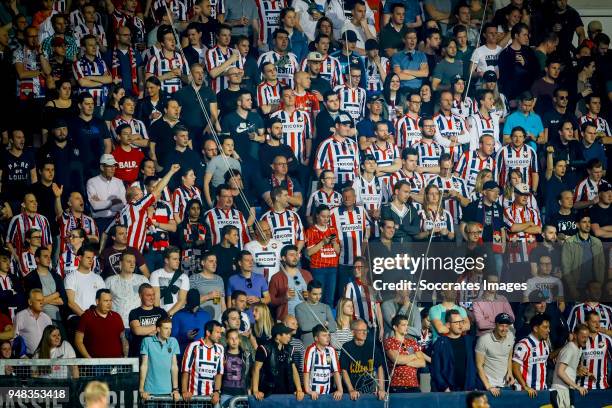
[
  {"xmin": 99, "ymin": 224, "xmax": 150, "ymax": 279},
  {"xmin": 37, "ymin": 119, "xmax": 81, "ymax": 192},
  {"xmin": 269, "ymin": 245, "xmax": 312, "ymax": 321},
  {"xmin": 411, "ymin": 117, "xmax": 443, "ymax": 176},
  {"xmin": 54, "ymin": 189, "xmax": 99, "ymax": 252},
  {"xmin": 259, "ymin": 117, "xmax": 298, "ymax": 178},
  {"xmin": 513, "ymin": 314, "xmax": 551, "ymax": 397},
  {"xmin": 244, "ymin": 219, "xmax": 282, "ymax": 279},
  {"xmin": 475, "ymin": 313, "xmax": 516, "ymax": 397}
]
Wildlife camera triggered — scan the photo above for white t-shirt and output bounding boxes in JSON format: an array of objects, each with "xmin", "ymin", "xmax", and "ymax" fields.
[
  {"xmin": 524, "ymin": 275, "xmax": 564, "ymax": 303},
  {"xmin": 34, "ymin": 341, "xmax": 77, "ymax": 378},
  {"xmin": 244, "ymin": 238, "xmax": 283, "ymax": 281},
  {"xmin": 551, "ymin": 341, "xmax": 581, "ymax": 391},
  {"xmin": 64, "ymin": 270, "xmax": 106, "ymax": 313},
  {"xmin": 150, "ymin": 268, "xmax": 190, "ymax": 312},
  {"xmin": 105, "ymin": 274, "xmax": 149, "ymax": 327},
  {"xmin": 470, "ymin": 44, "xmax": 502, "ymax": 75}
]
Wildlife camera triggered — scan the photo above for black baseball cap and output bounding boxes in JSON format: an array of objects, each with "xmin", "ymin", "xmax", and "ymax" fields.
[
  {"xmin": 365, "ymin": 39, "xmax": 379, "ymax": 51},
  {"xmin": 335, "ymin": 113, "xmax": 354, "ymax": 127},
  {"xmin": 341, "ymin": 30, "xmax": 358, "ymax": 43},
  {"xmin": 495, "ymin": 313, "xmax": 514, "ymax": 325},
  {"xmin": 483, "ymin": 70, "xmax": 497, "ymax": 83}
]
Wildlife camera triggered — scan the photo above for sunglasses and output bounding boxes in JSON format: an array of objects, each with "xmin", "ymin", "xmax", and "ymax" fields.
[
  {"xmin": 246, "ymin": 278, "xmax": 253, "ymax": 289},
  {"xmin": 293, "ymin": 276, "xmax": 300, "ymax": 285}
]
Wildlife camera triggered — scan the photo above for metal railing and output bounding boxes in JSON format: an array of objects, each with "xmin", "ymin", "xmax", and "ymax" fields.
[
  {"xmin": 0, "ymin": 358, "xmax": 139, "ymax": 378},
  {"xmin": 143, "ymin": 395, "xmax": 248, "ymax": 408}
]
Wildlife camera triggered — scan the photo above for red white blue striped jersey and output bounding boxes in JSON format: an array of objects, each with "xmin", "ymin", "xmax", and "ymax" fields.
[
  {"xmin": 130, "ymin": 181, "xmax": 171, "ymax": 203},
  {"xmin": 433, "ymin": 112, "xmax": 469, "ymax": 163},
  {"xmin": 427, "ymin": 175, "xmax": 469, "ymax": 221},
  {"xmin": 110, "ymin": 116, "xmax": 149, "ymax": 144},
  {"xmin": 243, "ymin": 238, "xmax": 282, "ymax": 279},
  {"xmin": 145, "ymin": 200, "xmax": 174, "ymax": 252},
  {"xmin": 204, "ymin": 207, "xmax": 250, "ymax": 248},
  {"xmin": 314, "ymin": 135, "xmax": 360, "ymax": 186},
  {"xmin": 365, "ymin": 141, "xmax": 400, "ymax": 188},
  {"xmin": 205, "ymin": 46, "xmax": 241, "ymax": 94},
  {"xmin": 53, "ymin": 0, "xmax": 66, "ymax": 12},
  {"xmin": 418, "ymin": 208, "xmax": 454, "ymax": 238},
  {"xmin": 73, "ymin": 56, "xmax": 109, "ymax": 107},
  {"xmin": 306, "ymin": 189, "xmax": 343, "ymax": 216},
  {"xmin": 364, "ymin": 57, "xmax": 389, "ymax": 94},
  {"xmin": 501, "ymin": 192, "xmax": 539, "ymax": 212},
  {"xmin": 208, "ymin": 0, "xmax": 225, "ymax": 19},
  {"xmin": 254, "ymin": 0, "xmax": 286, "ymax": 44},
  {"xmin": 512, "ymin": 334, "xmax": 550, "ymax": 391},
  {"xmin": 334, "ymin": 85, "xmax": 366, "ymax": 122},
  {"xmin": 467, "ymin": 111, "xmax": 501, "ymax": 152},
  {"xmin": 172, "ymin": 185, "xmax": 203, "ymax": 222},
  {"xmin": 56, "ymin": 246, "xmax": 100, "ymax": 278},
  {"xmin": 454, "ymin": 150, "xmax": 496, "ymax": 192},
  {"xmin": 146, "ymin": 51, "xmax": 189, "ymax": 94},
  {"xmin": 451, "ymin": 97, "xmax": 477, "ymax": 121},
  {"xmin": 153, "ymin": 0, "xmax": 187, "ymax": 22},
  {"xmin": 256, "ymin": 81, "xmax": 281, "ymax": 108},
  {"xmin": 182, "ymin": 340, "xmax": 224, "ymax": 396},
  {"xmin": 18, "ymin": 250, "xmax": 37, "ymax": 277},
  {"xmin": 111, "ymin": 10, "xmax": 146, "ymax": 45},
  {"xmin": 260, "ymin": 209, "xmax": 304, "ymax": 246},
  {"xmin": 6, "ymin": 212, "xmax": 52, "ymax": 257},
  {"xmin": 579, "ymin": 114, "xmax": 612, "ymax": 136},
  {"xmin": 567, "ymin": 302, "xmax": 612, "ymax": 332},
  {"xmin": 389, "ymin": 169, "xmax": 426, "ymax": 198},
  {"xmin": 72, "ymin": 23, "xmax": 107, "ymax": 49},
  {"xmin": 395, "ymin": 114, "xmax": 421, "ymax": 150},
  {"xmin": 57, "ymin": 210, "xmax": 98, "ymax": 253},
  {"xmin": 574, "ymin": 177, "xmax": 605, "ymax": 203},
  {"xmin": 330, "ymin": 205, "xmax": 368, "ymax": 265},
  {"xmin": 303, "ymin": 344, "xmax": 340, "ymax": 394},
  {"xmin": 495, "ymin": 144, "xmax": 538, "ymax": 188},
  {"xmin": 256, "ymin": 51, "xmax": 300, "ymax": 88},
  {"xmin": 300, "ymin": 54, "xmax": 344, "ymax": 88},
  {"xmin": 114, "ymin": 193, "xmax": 156, "ymax": 252},
  {"xmin": 503, "ymin": 203, "xmax": 541, "ymax": 263},
  {"xmin": 411, "ymin": 139, "xmax": 444, "ymax": 171},
  {"xmin": 270, "ymin": 109, "xmax": 312, "ymax": 163},
  {"xmin": 352, "ymin": 175, "xmax": 385, "ymax": 211},
  {"xmin": 579, "ymin": 333, "xmax": 612, "ymax": 389}
]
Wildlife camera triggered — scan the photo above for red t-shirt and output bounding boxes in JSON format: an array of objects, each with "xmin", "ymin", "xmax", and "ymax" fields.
[
  {"xmin": 383, "ymin": 337, "xmax": 421, "ymax": 388},
  {"xmin": 0, "ymin": 311, "xmax": 12, "ymax": 332},
  {"xmin": 112, "ymin": 146, "xmax": 144, "ymax": 183},
  {"xmin": 305, "ymin": 225, "xmax": 339, "ymax": 268},
  {"xmin": 77, "ymin": 308, "xmax": 124, "ymax": 357}
]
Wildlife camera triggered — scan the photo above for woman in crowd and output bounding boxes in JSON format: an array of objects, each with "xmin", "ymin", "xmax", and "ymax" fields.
[
  {"xmin": 136, "ymin": 77, "xmax": 166, "ymax": 129},
  {"xmin": 172, "ymin": 168, "xmax": 203, "ymax": 224},
  {"xmin": 102, "ymin": 84, "xmax": 126, "ymax": 123},
  {"xmin": 331, "ymin": 297, "xmax": 354, "ymax": 351},
  {"xmin": 382, "ymin": 73, "xmax": 403, "ymax": 124},
  {"xmin": 41, "ymin": 79, "xmax": 78, "ymax": 142},
  {"xmin": 32, "ymin": 325, "xmax": 78, "ymax": 379},
  {"xmin": 469, "ymin": 169, "xmax": 494, "ymax": 200},
  {"xmin": 416, "ymin": 185, "xmax": 455, "ymax": 242},
  {"xmin": 252, "ymin": 302, "xmax": 273, "ymax": 348}
]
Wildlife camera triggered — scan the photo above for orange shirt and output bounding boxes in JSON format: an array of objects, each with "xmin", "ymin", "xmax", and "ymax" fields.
[{"xmin": 305, "ymin": 225, "xmax": 339, "ymax": 269}]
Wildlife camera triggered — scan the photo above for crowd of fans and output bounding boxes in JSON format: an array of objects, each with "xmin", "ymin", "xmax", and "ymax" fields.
[{"xmin": 0, "ymin": 0, "xmax": 611, "ymax": 405}]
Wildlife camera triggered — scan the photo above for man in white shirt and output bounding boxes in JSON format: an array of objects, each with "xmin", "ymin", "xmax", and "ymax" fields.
[
  {"xmin": 244, "ymin": 220, "xmax": 282, "ymax": 281},
  {"xmin": 14, "ymin": 288, "xmax": 52, "ymax": 355},
  {"xmin": 86, "ymin": 154, "xmax": 127, "ymax": 232},
  {"xmin": 551, "ymin": 324, "xmax": 590, "ymax": 404},
  {"xmin": 105, "ymin": 251, "xmax": 149, "ymax": 329},
  {"xmin": 470, "ymin": 22, "xmax": 502, "ymax": 83},
  {"xmin": 150, "ymin": 246, "xmax": 189, "ymax": 317},
  {"xmin": 64, "ymin": 245, "xmax": 106, "ymax": 338}
]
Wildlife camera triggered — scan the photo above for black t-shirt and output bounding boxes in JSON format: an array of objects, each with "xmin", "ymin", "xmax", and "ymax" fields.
[
  {"xmin": 150, "ymin": 119, "xmax": 181, "ymax": 171},
  {"xmin": 548, "ymin": 211, "xmax": 577, "ymax": 238},
  {"xmin": 1, "ymin": 148, "xmax": 36, "ymax": 203},
  {"xmin": 339, "ymin": 340, "xmax": 384, "ymax": 393},
  {"xmin": 258, "ymin": 143, "xmax": 298, "ymax": 178},
  {"xmin": 223, "ymin": 350, "xmax": 248, "ymax": 395},
  {"xmin": 210, "ymin": 244, "xmax": 240, "ymax": 286},
  {"xmin": 589, "ymin": 204, "xmax": 612, "ymax": 242},
  {"xmin": 544, "ymin": 7, "xmax": 583, "ymax": 58},
  {"xmin": 220, "ymin": 110, "xmax": 265, "ymax": 160},
  {"xmin": 542, "ymin": 108, "xmax": 579, "ymax": 145},
  {"xmin": 449, "ymin": 336, "xmax": 467, "ymax": 390},
  {"xmin": 100, "ymin": 246, "xmax": 147, "ymax": 279},
  {"xmin": 529, "ymin": 244, "xmax": 562, "ymax": 272},
  {"xmin": 29, "ymin": 182, "xmax": 60, "ymax": 235},
  {"xmin": 194, "ymin": 19, "xmax": 220, "ymax": 49},
  {"xmin": 217, "ymin": 89, "xmax": 244, "ymax": 119},
  {"xmin": 128, "ymin": 306, "xmax": 168, "ymax": 357},
  {"xmin": 68, "ymin": 116, "xmax": 111, "ymax": 181}
]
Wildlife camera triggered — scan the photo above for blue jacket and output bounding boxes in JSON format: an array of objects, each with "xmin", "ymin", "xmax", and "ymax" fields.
[{"xmin": 431, "ymin": 335, "xmax": 478, "ymax": 391}]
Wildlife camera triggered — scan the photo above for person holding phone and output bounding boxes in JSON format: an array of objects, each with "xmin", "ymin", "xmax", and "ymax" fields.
[{"xmin": 305, "ymin": 205, "xmax": 341, "ymax": 307}]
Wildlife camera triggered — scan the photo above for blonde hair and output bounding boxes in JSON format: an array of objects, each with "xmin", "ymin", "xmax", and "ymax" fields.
[
  {"xmin": 473, "ymin": 169, "xmax": 493, "ymax": 195},
  {"xmin": 335, "ymin": 298, "xmax": 354, "ymax": 328},
  {"xmin": 503, "ymin": 169, "xmax": 523, "ymax": 199},
  {"xmin": 84, "ymin": 381, "xmax": 109, "ymax": 406},
  {"xmin": 253, "ymin": 303, "xmax": 273, "ymax": 340}
]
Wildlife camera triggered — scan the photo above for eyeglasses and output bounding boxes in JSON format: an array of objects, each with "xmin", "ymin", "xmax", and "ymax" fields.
[
  {"xmin": 557, "ymin": 95, "xmax": 568, "ymax": 100},
  {"xmin": 450, "ymin": 320, "xmax": 463, "ymax": 324},
  {"xmin": 245, "ymin": 278, "xmax": 253, "ymax": 289},
  {"xmin": 466, "ymin": 230, "xmax": 482, "ymax": 235}
]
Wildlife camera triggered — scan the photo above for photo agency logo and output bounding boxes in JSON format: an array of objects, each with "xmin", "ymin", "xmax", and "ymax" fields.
[{"xmin": 366, "ymin": 242, "xmax": 542, "ymax": 302}]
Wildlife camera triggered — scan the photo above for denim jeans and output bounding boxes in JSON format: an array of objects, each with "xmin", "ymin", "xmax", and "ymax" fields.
[{"xmin": 311, "ymin": 267, "xmax": 338, "ymax": 307}]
